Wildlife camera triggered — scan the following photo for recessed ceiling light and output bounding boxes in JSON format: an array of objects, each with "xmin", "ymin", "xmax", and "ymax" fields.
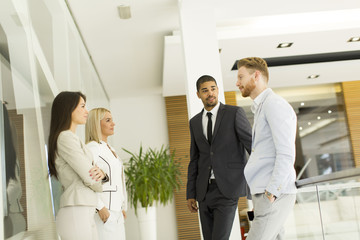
[
  {"xmin": 317, "ymin": 116, "xmax": 321, "ymax": 120},
  {"xmin": 277, "ymin": 42, "xmax": 293, "ymax": 48},
  {"xmin": 300, "ymin": 102, "xmax": 305, "ymax": 106},
  {"xmin": 328, "ymin": 110, "xmax": 332, "ymax": 114},
  {"xmin": 299, "ymin": 127, "xmax": 303, "ymax": 131},
  {"xmin": 348, "ymin": 37, "xmax": 360, "ymax": 42},
  {"xmin": 308, "ymin": 122, "xmax": 311, "ymax": 126},
  {"xmin": 307, "ymin": 74, "xmax": 320, "ymax": 79}
]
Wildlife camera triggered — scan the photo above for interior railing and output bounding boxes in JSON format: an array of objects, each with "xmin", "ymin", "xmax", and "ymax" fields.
[{"xmin": 283, "ymin": 168, "xmax": 360, "ymax": 240}]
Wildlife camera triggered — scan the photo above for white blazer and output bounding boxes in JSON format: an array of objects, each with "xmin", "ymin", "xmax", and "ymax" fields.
[
  {"xmin": 87, "ymin": 141, "xmax": 127, "ymax": 212},
  {"xmin": 56, "ymin": 130, "xmax": 102, "ymax": 208}
]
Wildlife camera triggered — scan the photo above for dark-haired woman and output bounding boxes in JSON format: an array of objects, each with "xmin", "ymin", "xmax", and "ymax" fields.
[{"xmin": 48, "ymin": 91, "xmax": 107, "ymax": 240}]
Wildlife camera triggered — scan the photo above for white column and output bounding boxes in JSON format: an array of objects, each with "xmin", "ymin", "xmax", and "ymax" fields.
[
  {"xmin": 178, "ymin": 1, "xmax": 242, "ymax": 239},
  {"xmin": 178, "ymin": 0, "xmax": 225, "ymax": 119}
]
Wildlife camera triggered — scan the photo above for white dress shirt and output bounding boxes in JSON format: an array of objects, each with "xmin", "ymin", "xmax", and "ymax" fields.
[
  {"xmin": 245, "ymin": 88, "xmax": 297, "ymax": 197},
  {"xmin": 202, "ymin": 102, "xmax": 220, "ymax": 139},
  {"xmin": 202, "ymin": 102, "xmax": 220, "ymax": 179}
]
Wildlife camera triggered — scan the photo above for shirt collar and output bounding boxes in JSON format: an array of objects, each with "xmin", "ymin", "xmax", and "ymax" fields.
[
  {"xmin": 100, "ymin": 140, "xmax": 109, "ymax": 146},
  {"xmin": 251, "ymin": 88, "xmax": 271, "ymax": 114},
  {"xmin": 203, "ymin": 102, "xmax": 220, "ymax": 117}
]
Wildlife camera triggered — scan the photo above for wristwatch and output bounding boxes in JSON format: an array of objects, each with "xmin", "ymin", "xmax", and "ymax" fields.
[{"xmin": 265, "ymin": 190, "xmax": 276, "ymax": 199}]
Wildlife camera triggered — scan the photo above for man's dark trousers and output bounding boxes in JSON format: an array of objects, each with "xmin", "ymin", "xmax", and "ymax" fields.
[{"xmin": 198, "ymin": 179, "xmax": 238, "ymax": 240}]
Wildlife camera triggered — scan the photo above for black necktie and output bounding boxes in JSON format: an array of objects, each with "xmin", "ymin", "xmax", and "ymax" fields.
[{"xmin": 207, "ymin": 112, "xmax": 213, "ymax": 144}]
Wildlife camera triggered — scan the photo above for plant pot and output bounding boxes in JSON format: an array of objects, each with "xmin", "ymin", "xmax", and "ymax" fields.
[{"xmin": 137, "ymin": 206, "xmax": 157, "ymax": 240}]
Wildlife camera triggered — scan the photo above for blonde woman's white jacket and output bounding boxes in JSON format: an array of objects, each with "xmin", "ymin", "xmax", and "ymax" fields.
[{"xmin": 87, "ymin": 141, "xmax": 127, "ymax": 212}]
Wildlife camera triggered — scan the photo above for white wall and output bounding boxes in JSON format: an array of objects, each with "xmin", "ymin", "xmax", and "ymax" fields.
[{"xmin": 110, "ymin": 92, "xmax": 178, "ymax": 240}]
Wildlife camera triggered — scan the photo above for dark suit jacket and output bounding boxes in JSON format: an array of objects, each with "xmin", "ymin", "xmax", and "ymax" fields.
[{"xmin": 186, "ymin": 103, "xmax": 252, "ymax": 201}]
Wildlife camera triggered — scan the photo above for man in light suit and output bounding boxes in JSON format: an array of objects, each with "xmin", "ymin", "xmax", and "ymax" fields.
[
  {"xmin": 186, "ymin": 75, "xmax": 252, "ymax": 240},
  {"xmin": 236, "ymin": 57, "xmax": 297, "ymax": 240}
]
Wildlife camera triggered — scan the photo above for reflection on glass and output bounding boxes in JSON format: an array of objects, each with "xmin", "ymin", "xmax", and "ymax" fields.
[
  {"xmin": 35, "ymin": 57, "xmax": 62, "ymax": 217},
  {"xmin": 3, "ymin": 104, "xmax": 26, "ymax": 238},
  {"xmin": 1, "ymin": 0, "xmax": 110, "ymax": 237},
  {"xmin": 1, "ymin": 20, "xmax": 28, "ymax": 238},
  {"xmin": 295, "ymin": 84, "xmax": 354, "ymax": 179}
]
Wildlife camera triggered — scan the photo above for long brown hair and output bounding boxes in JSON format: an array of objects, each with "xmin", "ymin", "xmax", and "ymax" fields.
[{"xmin": 48, "ymin": 91, "xmax": 86, "ymax": 178}]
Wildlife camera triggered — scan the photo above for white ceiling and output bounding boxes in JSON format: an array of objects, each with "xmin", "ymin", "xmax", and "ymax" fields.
[{"xmin": 66, "ymin": 0, "xmax": 360, "ymax": 99}]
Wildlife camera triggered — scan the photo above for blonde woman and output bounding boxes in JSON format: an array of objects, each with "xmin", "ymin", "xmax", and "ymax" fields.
[{"xmin": 85, "ymin": 108, "xmax": 127, "ymax": 240}]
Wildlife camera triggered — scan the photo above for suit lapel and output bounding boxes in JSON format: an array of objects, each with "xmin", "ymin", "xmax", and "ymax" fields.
[
  {"xmin": 212, "ymin": 103, "xmax": 225, "ymax": 141},
  {"xmin": 194, "ymin": 110, "xmax": 208, "ymax": 143},
  {"xmin": 252, "ymin": 89, "xmax": 272, "ymax": 143}
]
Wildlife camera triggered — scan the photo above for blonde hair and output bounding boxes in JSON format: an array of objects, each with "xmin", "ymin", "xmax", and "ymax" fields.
[
  {"xmin": 85, "ymin": 108, "xmax": 110, "ymax": 144},
  {"xmin": 237, "ymin": 57, "xmax": 269, "ymax": 82}
]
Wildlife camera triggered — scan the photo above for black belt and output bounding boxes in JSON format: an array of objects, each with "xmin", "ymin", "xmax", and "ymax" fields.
[{"xmin": 208, "ymin": 178, "xmax": 216, "ymax": 184}]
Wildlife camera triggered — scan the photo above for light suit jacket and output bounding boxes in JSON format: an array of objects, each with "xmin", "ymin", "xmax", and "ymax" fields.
[
  {"xmin": 56, "ymin": 130, "xmax": 102, "ymax": 208},
  {"xmin": 87, "ymin": 141, "xmax": 127, "ymax": 212},
  {"xmin": 244, "ymin": 89, "xmax": 297, "ymax": 197},
  {"xmin": 187, "ymin": 103, "xmax": 252, "ymax": 201}
]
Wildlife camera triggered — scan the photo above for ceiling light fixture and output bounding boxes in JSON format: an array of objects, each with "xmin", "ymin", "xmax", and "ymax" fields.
[
  {"xmin": 118, "ymin": 5, "xmax": 131, "ymax": 19},
  {"xmin": 348, "ymin": 37, "xmax": 360, "ymax": 42},
  {"xmin": 277, "ymin": 42, "xmax": 293, "ymax": 48},
  {"xmin": 307, "ymin": 74, "xmax": 320, "ymax": 79}
]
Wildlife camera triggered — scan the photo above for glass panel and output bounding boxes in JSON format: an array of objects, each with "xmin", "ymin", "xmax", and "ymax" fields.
[
  {"xmin": 28, "ymin": 0, "xmax": 54, "ymax": 75},
  {"xmin": 0, "ymin": 20, "xmax": 28, "ymax": 240},
  {"xmin": 35, "ymin": 57, "xmax": 62, "ymax": 217},
  {"xmin": 1, "ymin": 1, "xmax": 56, "ymax": 238},
  {"xmin": 284, "ymin": 187, "xmax": 324, "ymax": 240},
  {"xmin": 52, "ymin": 12, "xmax": 69, "ymax": 92},
  {"xmin": 286, "ymin": 177, "xmax": 360, "ymax": 239},
  {"xmin": 317, "ymin": 178, "xmax": 360, "ymax": 239},
  {"xmin": 1, "ymin": 0, "xmax": 110, "ymax": 238},
  {"xmin": 68, "ymin": 29, "xmax": 81, "ymax": 91},
  {"xmin": 294, "ymin": 84, "xmax": 354, "ymax": 178}
]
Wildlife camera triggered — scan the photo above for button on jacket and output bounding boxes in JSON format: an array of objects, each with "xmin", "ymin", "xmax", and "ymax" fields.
[
  {"xmin": 244, "ymin": 88, "xmax": 297, "ymax": 197},
  {"xmin": 56, "ymin": 130, "xmax": 103, "ymax": 208},
  {"xmin": 87, "ymin": 141, "xmax": 127, "ymax": 212}
]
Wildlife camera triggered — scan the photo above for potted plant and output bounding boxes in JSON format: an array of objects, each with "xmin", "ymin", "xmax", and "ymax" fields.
[{"xmin": 123, "ymin": 145, "xmax": 181, "ymax": 240}]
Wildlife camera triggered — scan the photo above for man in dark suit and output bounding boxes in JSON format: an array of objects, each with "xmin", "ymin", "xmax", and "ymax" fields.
[{"xmin": 186, "ymin": 75, "xmax": 252, "ymax": 240}]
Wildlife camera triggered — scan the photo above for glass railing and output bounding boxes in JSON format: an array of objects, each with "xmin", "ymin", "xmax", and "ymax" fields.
[{"xmin": 284, "ymin": 168, "xmax": 360, "ymax": 240}]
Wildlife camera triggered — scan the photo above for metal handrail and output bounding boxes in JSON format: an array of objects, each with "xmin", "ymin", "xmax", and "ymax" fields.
[{"xmin": 296, "ymin": 167, "xmax": 360, "ymax": 188}]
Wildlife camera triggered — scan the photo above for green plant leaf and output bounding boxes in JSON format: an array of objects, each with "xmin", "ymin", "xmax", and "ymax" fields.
[{"xmin": 123, "ymin": 144, "xmax": 181, "ymax": 215}]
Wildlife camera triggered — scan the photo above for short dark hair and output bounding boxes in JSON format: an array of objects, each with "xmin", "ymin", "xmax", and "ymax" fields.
[
  {"xmin": 196, "ymin": 75, "xmax": 217, "ymax": 92},
  {"xmin": 48, "ymin": 91, "xmax": 86, "ymax": 178}
]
